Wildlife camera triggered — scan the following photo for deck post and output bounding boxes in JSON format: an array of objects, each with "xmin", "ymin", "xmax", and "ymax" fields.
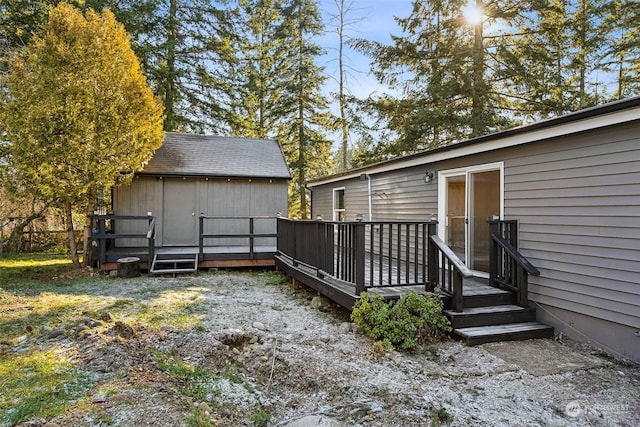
[
  {"xmin": 98, "ymin": 216, "xmax": 107, "ymax": 264},
  {"xmin": 199, "ymin": 215, "xmax": 204, "ymax": 261},
  {"xmin": 452, "ymin": 271, "xmax": 464, "ymax": 312},
  {"xmin": 354, "ymin": 222, "xmax": 366, "ymax": 295},
  {"xmin": 249, "ymin": 217, "xmax": 255, "ymax": 260},
  {"xmin": 517, "ymin": 267, "xmax": 529, "ymax": 307},
  {"xmin": 148, "ymin": 215, "xmax": 155, "ymax": 266},
  {"xmin": 489, "ymin": 220, "xmax": 498, "ymax": 288},
  {"xmin": 426, "ymin": 222, "xmax": 438, "ymax": 292}
]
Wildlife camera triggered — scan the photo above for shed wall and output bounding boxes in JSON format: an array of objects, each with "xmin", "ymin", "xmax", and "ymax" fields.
[{"xmin": 114, "ymin": 177, "xmax": 288, "ymax": 247}]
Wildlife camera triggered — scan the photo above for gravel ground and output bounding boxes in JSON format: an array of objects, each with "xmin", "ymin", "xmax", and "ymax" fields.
[{"xmin": 28, "ymin": 271, "xmax": 640, "ymax": 426}]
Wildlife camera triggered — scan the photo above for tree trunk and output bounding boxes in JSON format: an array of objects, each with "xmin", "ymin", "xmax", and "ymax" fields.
[
  {"xmin": 82, "ymin": 197, "xmax": 97, "ymax": 267},
  {"xmin": 5, "ymin": 203, "xmax": 48, "ymax": 253},
  {"xmin": 65, "ymin": 199, "xmax": 81, "ymax": 268}
]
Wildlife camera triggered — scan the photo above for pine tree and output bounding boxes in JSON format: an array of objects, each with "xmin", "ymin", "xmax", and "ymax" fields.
[{"xmin": 278, "ymin": 0, "xmax": 335, "ymax": 217}]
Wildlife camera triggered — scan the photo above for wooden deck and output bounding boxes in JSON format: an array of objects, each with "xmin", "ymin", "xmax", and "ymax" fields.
[
  {"xmin": 274, "ymin": 252, "xmax": 510, "ymax": 310},
  {"xmin": 99, "ymin": 245, "xmax": 277, "ymax": 270}
]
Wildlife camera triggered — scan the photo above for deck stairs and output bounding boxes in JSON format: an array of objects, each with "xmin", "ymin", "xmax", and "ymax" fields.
[
  {"xmin": 444, "ymin": 278, "xmax": 554, "ymax": 345},
  {"xmin": 149, "ymin": 253, "xmax": 198, "ymax": 275}
]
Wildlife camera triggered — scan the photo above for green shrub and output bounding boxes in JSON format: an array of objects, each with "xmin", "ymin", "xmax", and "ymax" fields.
[{"xmin": 351, "ymin": 291, "xmax": 451, "ymax": 352}]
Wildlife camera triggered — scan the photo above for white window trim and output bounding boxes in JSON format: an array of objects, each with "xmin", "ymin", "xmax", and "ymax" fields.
[{"xmin": 332, "ymin": 187, "xmax": 346, "ymax": 222}]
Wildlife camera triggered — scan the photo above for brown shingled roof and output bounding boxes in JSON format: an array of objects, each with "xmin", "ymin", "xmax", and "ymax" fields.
[{"xmin": 140, "ymin": 133, "xmax": 291, "ymax": 179}]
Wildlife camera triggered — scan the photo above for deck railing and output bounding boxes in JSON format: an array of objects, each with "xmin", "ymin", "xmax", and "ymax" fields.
[
  {"xmin": 199, "ymin": 215, "xmax": 278, "ymax": 261},
  {"xmin": 278, "ymin": 218, "xmax": 449, "ymax": 293},
  {"xmin": 92, "ymin": 215, "xmax": 156, "ymax": 264},
  {"xmin": 277, "ymin": 218, "xmax": 475, "ymax": 310},
  {"xmin": 489, "ymin": 220, "xmax": 540, "ymax": 307}
]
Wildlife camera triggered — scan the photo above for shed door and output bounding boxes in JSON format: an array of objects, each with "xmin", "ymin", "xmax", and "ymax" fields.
[{"xmin": 163, "ymin": 179, "xmax": 198, "ymax": 246}]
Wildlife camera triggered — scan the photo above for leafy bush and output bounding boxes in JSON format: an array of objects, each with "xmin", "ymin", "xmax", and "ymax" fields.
[{"xmin": 351, "ymin": 291, "xmax": 451, "ymax": 352}]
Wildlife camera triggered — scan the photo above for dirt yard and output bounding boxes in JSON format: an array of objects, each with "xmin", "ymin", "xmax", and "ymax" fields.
[{"xmin": 4, "ymin": 270, "xmax": 639, "ymax": 426}]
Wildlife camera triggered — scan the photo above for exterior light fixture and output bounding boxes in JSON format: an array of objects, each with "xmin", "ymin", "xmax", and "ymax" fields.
[
  {"xmin": 424, "ymin": 171, "xmax": 435, "ymax": 183},
  {"xmin": 355, "ymin": 213, "xmax": 364, "ymax": 222},
  {"xmin": 316, "ymin": 214, "xmax": 323, "ymax": 221}
]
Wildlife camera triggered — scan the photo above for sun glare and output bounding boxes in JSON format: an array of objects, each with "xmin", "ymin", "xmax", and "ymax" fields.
[{"xmin": 462, "ymin": 1, "xmax": 484, "ymax": 26}]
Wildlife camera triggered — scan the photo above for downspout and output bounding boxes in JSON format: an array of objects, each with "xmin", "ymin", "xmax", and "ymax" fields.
[{"xmin": 368, "ymin": 176, "xmax": 372, "ymax": 221}]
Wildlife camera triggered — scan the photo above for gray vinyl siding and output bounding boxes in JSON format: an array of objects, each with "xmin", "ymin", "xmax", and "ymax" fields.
[
  {"xmin": 502, "ymin": 123, "xmax": 640, "ymax": 331},
  {"xmin": 200, "ymin": 179, "xmax": 286, "ymax": 247},
  {"xmin": 311, "ymin": 167, "xmax": 438, "ymax": 222},
  {"xmin": 114, "ymin": 177, "xmax": 162, "ymax": 247},
  {"xmin": 371, "ymin": 167, "xmax": 438, "ymax": 221}
]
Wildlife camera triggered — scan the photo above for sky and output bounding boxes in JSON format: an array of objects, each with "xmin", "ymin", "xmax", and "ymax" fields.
[{"xmin": 316, "ymin": 0, "xmax": 415, "ymax": 100}]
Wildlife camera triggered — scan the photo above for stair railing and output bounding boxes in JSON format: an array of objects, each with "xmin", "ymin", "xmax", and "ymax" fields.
[
  {"xmin": 489, "ymin": 220, "xmax": 540, "ymax": 307},
  {"xmin": 427, "ymin": 222, "xmax": 473, "ymax": 312}
]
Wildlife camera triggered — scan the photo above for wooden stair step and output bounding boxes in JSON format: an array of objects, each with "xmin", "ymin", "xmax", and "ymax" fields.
[
  {"xmin": 445, "ymin": 305, "xmax": 536, "ymax": 328},
  {"xmin": 460, "ymin": 291, "xmax": 515, "ymax": 308},
  {"xmin": 150, "ymin": 268, "xmax": 197, "ymax": 274},
  {"xmin": 150, "ymin": 255, "xmax": 198, "ymax": 275},
  {"xmin": 454, "ymin": 322, "xmax": 554, "ymax": 346},
  {"xmin": 153, "ymin": 258, "xmax": 197, "ymax": 264}
]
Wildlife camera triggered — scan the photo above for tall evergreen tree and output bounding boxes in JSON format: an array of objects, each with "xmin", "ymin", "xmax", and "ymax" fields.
[
  {"xmin": 600, "ymin": 0, "xmax": 640, "ymax": 99},
  {"xmin": 352, "ymin": 0, "xmax": 518, "ymax": 158},
  {"xmin": 278, "ymin": 0, "xmax": 335, "ymax": 217},
  {"xmin": 221, "ymin": 0, "xmax": 292, "ymax": 138}
]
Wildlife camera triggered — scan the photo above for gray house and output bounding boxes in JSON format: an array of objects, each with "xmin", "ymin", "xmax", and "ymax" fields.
[
  {"xmin": 307, "ymin": 97, "xmax": 640, "ymax": 361},
  {"xmin": 99, "ymin": 132, "xmax": 290, "ymax": 271}
]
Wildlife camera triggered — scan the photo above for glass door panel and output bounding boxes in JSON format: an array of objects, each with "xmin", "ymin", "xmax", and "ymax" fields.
[
  {"xmin": 469, "ymin": 169, "xmax": 500, "ymax": 272},
  {"xmin": 446, "ymin": 175, "xmax": 466, "ymax": 261}
]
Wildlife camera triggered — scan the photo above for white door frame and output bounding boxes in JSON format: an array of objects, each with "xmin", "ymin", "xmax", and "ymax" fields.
[{"xmin": 437, "ymin": 162, "xmax": 504, "ymax": 275}]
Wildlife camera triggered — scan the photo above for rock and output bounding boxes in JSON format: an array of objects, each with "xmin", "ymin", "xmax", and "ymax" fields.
[
  {"xmin": 113, "ymin": 321, "xmax": 135, "ymax": 339},
  {"xmin": 232, "ymin": 347, "xmax": 242, "ymax": 355},
  {"xmin": 99, "ymin": 312, "xmax": 114, "ymax": 322},
  {"xmin": 339, "ymin": 322, "xmax": 352, "ymax": 334},
  {"xmin": 47, "ymin": 329, "xmax": 65, "ymax": 339},
  {"xmin": 311, "ymin": 296, "xmax": 330, "ymax": 310},
  {"xmin": 109, "ymin": 270, "xmax": 118, "ymax": 278},
  {"xmin": 252, "ymin": 321, "xmax": 267, "ymax": 331},
  {"xmin": 249, "ymin": 335, "xmax": 259, "ymax": 344},
  {"xmin": 280, "ymin": 415, "xmax": 345, "ymax": 427},
  {"xmin": 198, "ymin": 402, "xmax": 212, "ymax": 415},
  {"xmin": 84, "ymin": 318, "xmax": 102, "ymax": 328}
]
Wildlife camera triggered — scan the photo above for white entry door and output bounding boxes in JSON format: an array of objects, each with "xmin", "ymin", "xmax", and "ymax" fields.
[
  {"xmin": 439, "ymin": 163, "xmax": 503, "ymax": 274},
  {"xmin": 163, "ymin": 179, "xmax": 198, "ymax": 246}
]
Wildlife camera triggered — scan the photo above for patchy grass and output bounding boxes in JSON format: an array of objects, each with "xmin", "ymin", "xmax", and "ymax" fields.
[
  {"xmin": 0, "ymin": 253, "xmax": 212, "ymax": 424},
  {"xmin": 0, "ymin": 252, "xmax": 76, "ymax": 288},
  {"xmin": 0, "ymin": 348, "xmax": 95, "ymax": 426}
]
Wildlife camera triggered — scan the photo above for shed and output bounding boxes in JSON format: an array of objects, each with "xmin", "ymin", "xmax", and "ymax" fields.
[
  {"xmin": 306, "ymin": 97, "xmax": 640, "ymax": 361},
  {"xmin": 99, "ymin": 132, "xmax": 290, "ymax": 270}
]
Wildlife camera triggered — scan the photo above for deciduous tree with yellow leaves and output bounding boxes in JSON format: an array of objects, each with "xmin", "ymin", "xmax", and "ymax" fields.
[{"xmin": 0, "ymin": 3, "xmax": 164, "ymax": 267}]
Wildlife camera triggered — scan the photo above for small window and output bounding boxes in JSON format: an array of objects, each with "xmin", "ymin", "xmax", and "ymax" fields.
[{"xmin": 333, "ymin": 188, "xmax": 345, "ymax": 221}]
